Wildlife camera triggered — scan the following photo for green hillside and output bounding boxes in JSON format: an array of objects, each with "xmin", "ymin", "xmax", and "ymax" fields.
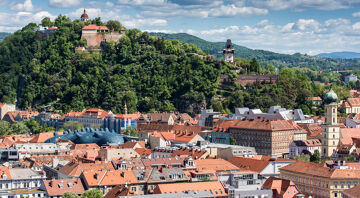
[
  {"xmin": 0, "ymin": 33, "xmax": 11, "ymax": 42},
  {"xmin": 150, "ymin": 32, "xmax": 360, "ymax": 71}
]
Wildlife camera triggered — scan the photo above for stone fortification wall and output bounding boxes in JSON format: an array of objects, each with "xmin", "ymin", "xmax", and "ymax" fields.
[{"xmin": 81, "ymin": 32, "xmax": 124, "ymax": 48}]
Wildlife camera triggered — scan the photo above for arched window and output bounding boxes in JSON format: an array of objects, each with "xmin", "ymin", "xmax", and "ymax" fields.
[
  {"xmin": 333, "ymin": 141, "xmax": 335, "ymax": 145},
  {"xmin": 333, "ymin": 108, "xmax": 336, "ymax": 113}
]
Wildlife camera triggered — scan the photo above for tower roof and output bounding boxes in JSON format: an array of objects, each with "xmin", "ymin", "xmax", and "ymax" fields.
[
  {"xmin": 324, "ymin": 89, "xmax": 338, "ymax": 105},
  {"xmin": 81, "ymin": 9, "xmax": 89, "ymax": 19},
  {"xmin": 225, "ymin": 39, "xmax": 233, "ymax": 49}
]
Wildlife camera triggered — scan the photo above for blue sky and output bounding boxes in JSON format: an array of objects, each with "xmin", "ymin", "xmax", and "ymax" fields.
[{"xmin": 1, "ymin": 0, "xmax": 360, "ymax": 55}]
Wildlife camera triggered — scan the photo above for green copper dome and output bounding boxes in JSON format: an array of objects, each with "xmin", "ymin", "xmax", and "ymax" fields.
[{"xmin": 324, "ymin": 89, "xmax": 338, "ymax": 104}]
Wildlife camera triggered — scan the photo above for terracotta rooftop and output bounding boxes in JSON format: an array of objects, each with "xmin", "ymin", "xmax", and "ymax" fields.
[
  {"xmin": 29, "ymin": 132, "xmax": 61, "ymax": 143},
  {"xmin": 82, "ymin": 24, "xmax": 109, "ymax": 31},
  {"xmin": 59, "ymin": 161, "xmax": 114, "ymax": 177},
  {"xmin": 228, "ymin": 119, "xmax": 297, "ymax": 131},
  {"xmin": 307, "ymin": 97, "xmax": 322, "ymax": 101},
  {"xmin": 194, "ymin": 158, "xmax": 240, "ymax": 172},
  {"xmin": 343, "ymin": 183, "xmax": 360, "ymax": 198},
  {"xmin": 104, "ymin": 185, "xmax": 135, "ymax": 198},
  {"xmin": 348, "ymin": 98, "xmax": 360, "ymax": 106},
  {"xmin": 262, "ymin": 176, "xmax": 297, "ymax": 196},
  {"xmin": 154, "ymin": 181, "xmax": 227, "ymax": 197},
  {"xmin": 171, "ymin": 147, "xmax": 207, "ymax": 159},
  {"xmin": 340, "ymin": 128, "xmax": 360, "ymax": 145},
  {"xmin": 228, "ymin": 156, "xmax": 293, "ymax": 173},
  {"xmin": 0, "ymin": 167, "xmax": 11, "ymax": 180},
  {"xmin": 280, "ymin": 160, "xmax": 360, "ymax": 179},
  {"xmin": 82, "ymin": 169, "xmax": 138, "ymax": 187},
  {"xmin": 42, "ymin": 178, "xmax": 85, "ymax": 196}
]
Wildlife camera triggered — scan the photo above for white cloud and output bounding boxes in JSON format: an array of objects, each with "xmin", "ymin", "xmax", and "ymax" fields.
[
  {"xmin": 353, "ymin": 12, "xmax": 360, "ymax": 17},
  {"xmin": 49, "ymin": 0, "xmax": 81, "ymax": 8},
  {"xmin": 69, "ymin": 8, "xmax": 102, "ymax": 19},
  {"xmin": 248, "ymin": 0, "xmax": 358, "ymax": 11},
  {"xmin": 0, "ymin": 11, "xmax": 55, "ymax": 29},
  {"xmin": 147, "ymin": 18, "xmax": 360, "ymax": 55},
  {"xmin": 10, "ymin": 0, "xmax": 35, "ymax": 12}
]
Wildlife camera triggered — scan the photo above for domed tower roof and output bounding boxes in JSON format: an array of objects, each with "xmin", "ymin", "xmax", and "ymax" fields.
[
  {"xmin": 81, "ymin": 9, "xmax": 89, "ymax": 21},
  {"xmin": 324, "ymin": 89, "xmax": 338, "ymax": 105}
]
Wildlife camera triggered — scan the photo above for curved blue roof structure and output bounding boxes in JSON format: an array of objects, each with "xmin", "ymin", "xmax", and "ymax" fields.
[{"xmin": 44, "ymin": 128, "xmax": 132, "ymax": 146}]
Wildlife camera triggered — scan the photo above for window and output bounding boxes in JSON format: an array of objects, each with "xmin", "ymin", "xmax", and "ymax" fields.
[{"xmin": 132, "ymin": 187, "xmax": 136, "ymax": 191}]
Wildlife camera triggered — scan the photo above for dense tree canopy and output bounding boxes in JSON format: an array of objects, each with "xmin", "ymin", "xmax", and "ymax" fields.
[{"xmin": 0, "ymin": 16, "xmax": 355, "ymax": 116}]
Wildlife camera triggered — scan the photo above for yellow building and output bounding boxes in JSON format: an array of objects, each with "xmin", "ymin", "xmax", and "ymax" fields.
[{"xmin": 280, "ymin": 160, "xmax": 360, "ymax": 198}]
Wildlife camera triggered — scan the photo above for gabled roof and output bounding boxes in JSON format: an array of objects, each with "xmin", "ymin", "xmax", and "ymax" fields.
[
  {"xmin": 348, "ymin": 98, "xmax": 360, "ymax": 107},
  {"xmin": 171, "ymin": 147, "xmax": 207, "ymax": 159},
  {"xmin": 104, "ymin": 185, "xmax": 135, "ymax": 198},
  {"xmin": 262, "ymin": 176, "xmax": 297, "ymax": 196},
  {"xmin": 59, "ymin": 161, "xmax": 114, "ymax": 177},
  {"xmin": 82, "ymin": 169, "xmax": 138, "ymax": 187},
  {"xmin": 228, "ymin": 156, "xmax": 293, "ymax": 173},
  {"xmin": 0, "ymin": 167, "xmax": 11, "ymax": 180},
  {"xmin": 343, "ymin": 183, "xmax": 360, "ymax": 197},
  {"xmin": 42, "ymin": 178, "xmax": 85, "ymax": 196},
  {"xmin": 280, "ymin": 160, "xmax": 360, "ymax": 179},
  {"xmin": 340, "ymin": 128, "xmax": 360, "ymax": 145},
  {"xmin": 30, "ymin": 132, "xmax": 59, "ymax": 143},
  {"xmin": 194, "ymin": 158, "xmax": 239, "ymax": 172}
]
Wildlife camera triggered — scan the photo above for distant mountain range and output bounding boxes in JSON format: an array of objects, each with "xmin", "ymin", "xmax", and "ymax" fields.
[
  {"xmin": 149, "ymin": 32, "xmax": 360, "ymax": 70},
  {"xmin": 0, "ymin": 32, "xmax": 11, "ymax": 42},
  {"xmin": 316, "ymin": 51, "xmax": 360, "ymax": 59}
]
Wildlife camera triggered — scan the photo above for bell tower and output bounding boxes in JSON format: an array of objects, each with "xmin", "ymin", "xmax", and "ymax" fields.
[
  {"xmin": 321, "ymin": 89, "xmax": 340, "ymax": 158},
  {"xmin": 223, "ymin": 39, "xmax": 235, "ymax": 63}
]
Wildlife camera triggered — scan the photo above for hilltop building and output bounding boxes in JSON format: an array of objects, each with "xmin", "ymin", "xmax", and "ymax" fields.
[
  {"xmin": 223, "ymin": 39, "xmax": 235, "ymax": 64},
  {"xmin": 80, "ymin": 9, "xmax": 89, "ymax": 22},
  {"xmin": 321, "ymin": 89, "xmax": 340, "ymax": 158}
]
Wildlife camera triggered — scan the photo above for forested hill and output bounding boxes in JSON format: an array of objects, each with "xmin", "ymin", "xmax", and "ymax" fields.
[
  {"xmin": 0, "ymin": 33, "xmax": 11, "ymax": 42},
  {"xmin": 150, "ymin": 32, "xmax": 360, "ymax": 71}
]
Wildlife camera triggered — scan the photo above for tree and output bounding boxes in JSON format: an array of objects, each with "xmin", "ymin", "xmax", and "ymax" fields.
[
  {"xmin": 25, "ymin": 119, "xmax": 41, "ymax": 134},
  {"xmin": 63, "ymin": 121, "xmax": 84, "ymax": 131},
  {"xmin": 0, "ymin": 121, "xmax": 10, "ymax": 135},
  {"xmin": 106, "ymin": 20, "xmax": 122, "ymax": 32},
  {"xmin": 250, "ymin": 58, "xmax": 261, "ymax": 73},
  {"xmin": 230, "ymin": 136, "xmax": 236, "ymax": 145},
  {"xmin": 123, "ymin": 126, "xmax": 137, "ymax": 137},
  {"xmin": 295, "ymin": 153, "xmax": 310, "ymax": 162},
  {"xmin": 81, "ymin": 189, "xmax": 103, "ymax": 198},
  {"xmin": 345, "ymin": 155, "xmax": 356, "ymax": 162},
  {"xmin": 41, "ymin": 17, "xmax": 54, "ymax": 27},
  {"xmin": 310, "ymin": 150, "xmax": 321, "ymax": 162},
  {"xmin": 9, "ymin": 122, "xmax": 30, "ymax": 134},
  {"xmin": 63, "ymin": 192, "xmax": 79, "ymax": 198}
]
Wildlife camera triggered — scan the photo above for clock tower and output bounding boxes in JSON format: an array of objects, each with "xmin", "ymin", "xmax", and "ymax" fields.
[
  {"xmin": 321, "ymin": 89, "xmax": 340, "ymax": 158},
  {"xmin": 223, "ymin": 39, "xmax": 235, "ymax": 63}
]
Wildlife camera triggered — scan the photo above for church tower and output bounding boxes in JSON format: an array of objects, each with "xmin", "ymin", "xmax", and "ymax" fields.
[
  {"xmin": 80, "ymin": 9, "xmax": 89, "ymax": 22},
  {"xmin": 223, "ymin": 39, "xmax": 235, "ymax": 63},
  {"xmin": 321, "ymin": 89, "xmax": 340, "ymax": 158}
]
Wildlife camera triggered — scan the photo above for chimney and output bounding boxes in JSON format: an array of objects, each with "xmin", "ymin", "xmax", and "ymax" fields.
[
  {"xmin": 121, "ymin": 172, "xmax": 126, "ymax": 178},
  {"xmin": 94, "ymin": 173, "xmax": 99, "ymax": 179}
]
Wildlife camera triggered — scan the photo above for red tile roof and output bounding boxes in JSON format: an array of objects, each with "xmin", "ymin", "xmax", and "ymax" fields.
[
  {"xmin": 82, "ymin": 24, "xmax": 109, "ymax": 31},
  {"xmin": 42, "ymin": 178, "xmax": 85, "ymax": 196},
  {"xmin": 59, "ymin": 161, "xmax": 114, "ymax": 177},
  {"xmin": 228, "ymin": 156, "xmax": 293, "ymax": 173},
  {"xmin": 348, "ymin": 98, "xmax": 360, "ymax": 106},
  {"xmin": 0, "ymin": 167, "xmax": 11, "ymax": 180},
  {"xmin": 154, "ymin": 181, "xmax": 227, "ymax": 197},
  {"xmin": 262, "ymin": 176, "xmax": 298, "ymax": 196},
  {"xmin": 228, "ymin": 119, "xmax": 297, "ymax": 131},
  {"xmin": 194, "ymin": 158, "xmax": 240, "ymax": 172},
  {"xmin": 82, "ymin": 169, "xmax": 138, "ymax": 187},
  {"xmin": 341, "ymin": 128, "xmax": 360, "ymax": 145}
]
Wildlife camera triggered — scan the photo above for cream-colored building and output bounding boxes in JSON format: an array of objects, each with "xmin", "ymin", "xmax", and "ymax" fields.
[
  {"xmin": 98, "ymin": 148, "xmax": 139, "ymax": 162},
  {"xmin": 321, "ymin": 90, "xmax": 341, "ymax": 158},
  {"xmin": 280, "ymin": 160, "xmax": 360, "ymax": 198},
  {"xmin": 342, "ymin": 98, "xmax": 360, "ymax": 114},
  {"xmin": 0, "ymin": 103, "xmax": 15, "ymax": 120}
]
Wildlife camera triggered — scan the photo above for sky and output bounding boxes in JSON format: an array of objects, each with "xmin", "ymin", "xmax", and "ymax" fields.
[{"xmin": 1, "ymin": 0, "xmax": 360, "ymax": 55}]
